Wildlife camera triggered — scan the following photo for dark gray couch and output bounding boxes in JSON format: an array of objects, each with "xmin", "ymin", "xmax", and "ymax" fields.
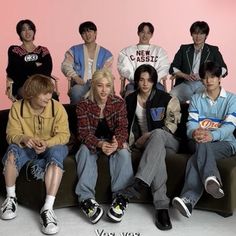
[{"xmin": 0, "ymin": 104, "xmax": 236, "ymax": 217}]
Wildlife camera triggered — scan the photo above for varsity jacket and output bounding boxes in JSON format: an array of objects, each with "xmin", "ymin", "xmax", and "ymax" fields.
[
  {"xmin": 187, "ymin": 88, "xmax": 236, "ymax": 153},
  {"xmin": 6, "ymin": 99, "xmax": 70, "ymax": 147},
  {"xmin": 169, "ymin": 43, "xmax": 228, "ymax": 85},
  {"xmin": 125, "ymin": 89, "xmax": 181, "ymax": 146},
  {"xmin": 117, "ymin": 44, "xmax": 169, "ymax": 82},
  {"xmin": 61, "ymin": 44, "xmax": 113, "ymax": 82}
]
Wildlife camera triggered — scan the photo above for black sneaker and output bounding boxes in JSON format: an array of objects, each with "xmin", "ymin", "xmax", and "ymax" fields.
[
  {"xmin": 40, "ymin": 209, "xmax": 59, "ymax": 235},
  {"xmin": 1, "ymin": 197, "xmax": 18, "ymax": 220},
  {"xmin": 121, "ymin": 178, "xmax": 148, "ymax": 199},
  {"xmin": 107, "ymin": 195, "xmax": 129, "ymax": 222},
  {"xmin": 172, "ymin": 197, "xmax": 193, "ymax": 218},
  {"xmin": 80, "ymin": 199, "xmax": 103, "ymax": 224},
  {"xmin": 26, "ymin": 161, "xmax": 44, "ymax": 181}
]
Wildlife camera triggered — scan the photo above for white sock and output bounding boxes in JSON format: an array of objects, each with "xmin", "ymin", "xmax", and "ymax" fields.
[
  {"xmin": 6, "ymin": 185, "xmax": 16, "ymax": 198},
  {"xmin": 42, "ymin": 195, "xmax": 55, "ymax": 211}
]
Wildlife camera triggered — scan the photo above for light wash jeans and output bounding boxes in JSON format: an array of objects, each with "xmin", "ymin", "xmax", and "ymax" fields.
[
  {"xmin": 2, "ymin": 144, "xmax": 68, "ymax": 179},
  {"xmin": 69, "ymin": 80, "xmax": 91, "ymax": 104},
  {"xmin": 180, "ymin": 141, "xmax": 233, "ymax": 207},
  {"xmin": 135, "ymin": 129, "xmax": 179, "ymax": 209},
  {"xmin": 75, "ymin": 144, "xmax": 134, "ymax": 202},
  {"xmin": 170, "ymin": 80, "xmax": 204, "ymax": 103}
]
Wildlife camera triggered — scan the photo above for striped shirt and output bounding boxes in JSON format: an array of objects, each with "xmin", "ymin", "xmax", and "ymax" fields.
[{"xmin": 187, "ymin": 88, "xmax": 236, "ymax": 152}]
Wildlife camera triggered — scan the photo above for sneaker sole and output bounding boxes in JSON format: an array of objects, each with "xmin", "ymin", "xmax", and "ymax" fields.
[
  {"xmin": 40, "ymin": 218, "xmax": 59, "ymax": 235},
  {"xmin": 90, "ymin": 208, "xmax": 104, "ymax": 224},
  {"xmin": 205, "ymin": 180, "xmax": 224, "ymax": 199},
  {"xmin": 106, "ymin": 211, "xmax": 122, "ymax": 223},
  {"xmin": 1, "ymin": 212, "xmax": 17, "ymax": 220},
  {"xmin": 172, "ymin": 198, "xmax": 191, "ymax": 218},
  {"xmin": 41, "ymin": 226, "xmax": 59, "ymax": 235}
]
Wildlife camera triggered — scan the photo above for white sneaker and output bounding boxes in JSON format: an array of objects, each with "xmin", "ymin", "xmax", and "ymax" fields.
[
  {"xmin": 204, "ymin": 176, "xmax": 224, "ymax": 199},
  {"xmin": 40, "ymin": 209, "xmax": 59, "ymax": 235},
  {"xmin": 1, "ymin": 197, "xmax": 17, "ymax": 220}
]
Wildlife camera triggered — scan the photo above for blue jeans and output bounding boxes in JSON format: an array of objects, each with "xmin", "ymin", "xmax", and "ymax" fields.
[
  {"xmin": 170, "ymin": 80, "xmax": 204, "ymax": 103},
  {"xmin": 180, "ymin": 141, "xmax": 233, "ymax": 207},
  {"xmin": 69, "ymin": 80, "xmax": 91, "ymax": 104},
  {"xmin": 2, "ymin": 144, "xmax": 68, "ymax": 179},
  {"xmin": 75, "ymin": 144, "xmax": 134, "ymax": 202}
]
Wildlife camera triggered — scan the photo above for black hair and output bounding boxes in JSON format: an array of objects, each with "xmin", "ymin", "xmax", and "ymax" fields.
[
  {"xmin": 137, "ymin": 22, "xmax": 154, "ymax": 34},
  {"xmin": 79, "ymin": 21, "xmax": 97, "ymax": 35},
  {"xmin": 190, "ymin": 21, "xmax": 210, "ymax": 36},
  {"xmin": 199, "ymin": 61, "xmax": 222, "ymax": 79},
  {"xmin": 134, "ymin": 64, "xmax": 158, "ymax": 89},
  {"xmin": 16, "ymin": 19, "xmax": 36, "ymax": 41}
]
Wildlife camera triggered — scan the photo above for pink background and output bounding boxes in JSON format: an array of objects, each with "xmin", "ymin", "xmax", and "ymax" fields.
[{"xmin": 1, "ymin": 0, "xmax": 236, "ymax": 109}]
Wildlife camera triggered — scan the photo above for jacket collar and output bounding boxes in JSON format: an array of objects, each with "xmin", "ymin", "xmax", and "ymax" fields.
[
  {"xmin": 20, "ymin": 99, "xmax": 54, "ymax": 118},
  {"xmin": 186, "ymin": 44, "xmax": 211, "ymax": 68}
]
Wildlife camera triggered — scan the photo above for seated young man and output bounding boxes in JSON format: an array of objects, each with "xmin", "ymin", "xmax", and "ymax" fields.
[
  {"xmin": 61, "ymin": 21, "xmax": 113, "ymax": 104},
  {"xmin": 1, "ymin": 74, "xmax": 70, "ymax": 235},
  {"xmin": 125, "ymin": 64, "xmax": 181, "ymax": 230},
  {"xmin": 117, "ymin": 22, "xmax": 169, "ymax": 97},
  {"xmin": 169, "ymin": 21, "xmax": 227, "ymax": 103},
  {"xmin": 172, "ymin": 61, "xmax": 236, "ymax": 218},
  {"xmin": 75, "ymin": 68, "xmax": 133, "ymax": 224}
]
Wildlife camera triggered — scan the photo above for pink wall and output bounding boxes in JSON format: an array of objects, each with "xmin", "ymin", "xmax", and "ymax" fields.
[{"xmin": 1, "ymin": 0, "xmax": 236, "ymax": 109}]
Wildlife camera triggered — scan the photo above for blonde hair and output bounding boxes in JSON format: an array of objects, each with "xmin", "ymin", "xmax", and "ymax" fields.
[
  {"xmin": 22, "ymin": 74, "xmax": 54, "ymax": 100},
  {"xmin": 86, "ymin": 68, "xmax": 114, "ymax": 102}
]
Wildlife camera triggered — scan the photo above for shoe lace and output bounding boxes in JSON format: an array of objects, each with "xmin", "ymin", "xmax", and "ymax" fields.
[
  {"xmin": 182, "ymin": 197, "xmax": 194, "ymax": 205},
  {"xmin": 81, "ymin": 200, "xmax": 97, "ymax": 214},
  {"xmin": 1, "ymin": 197, "xmax": 16, "ymax": 212},
  {"xmin": 113, "ymin": 195, "xmax": 128, "ymax": 211},
  {"xmin": 41, "ymin": 209, "xmax": 57, "ymax": 226}
]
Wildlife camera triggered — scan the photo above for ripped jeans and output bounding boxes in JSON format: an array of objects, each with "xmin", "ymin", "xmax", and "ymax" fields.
[{"xmin": 2, "ymin": 144, "xmax": 68, "ymax": 180}]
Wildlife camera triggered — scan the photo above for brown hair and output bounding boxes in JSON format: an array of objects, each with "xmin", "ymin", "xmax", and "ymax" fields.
[{"xmin": 22, "ymin": 74, "xmax": 54, "ymax": 100}]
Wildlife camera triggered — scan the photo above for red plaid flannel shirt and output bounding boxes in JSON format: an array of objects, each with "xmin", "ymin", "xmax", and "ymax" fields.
[{"xmin": 76, "ymin": 95, "xmax": 128, "ymax": 153}]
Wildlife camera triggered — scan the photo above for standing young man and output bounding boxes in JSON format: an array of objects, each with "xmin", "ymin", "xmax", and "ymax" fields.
[
  {"xmin": 172, "ymin": 61, "xmax": 236, "ymax": 218},
  {"xmin": 125, "ymin": 64, "xmax": 181, "ymax": 230},
  {"xmin": 61, "ymin": 21, "xmax": 113, "ymax": 104},
  {"xmin": 169, "ymin": 21, "xmax": 227, "ymax": 103},
  {"xmin": 118, "ymin": 22, "xmax": 169, "ymax": 97},
  {"xmin": 1, "ymin": 74, "xmax": 70, "ymax": 235}
]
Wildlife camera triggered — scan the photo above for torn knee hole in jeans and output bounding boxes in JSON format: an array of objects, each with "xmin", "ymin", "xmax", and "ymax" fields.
[
  {"xmin": 3, "ymin": 150, "xmax": 18, "ymax": 175},
  {"xmin": 6, "ymin": 150, "xmax": 16, "ymax": 164}
]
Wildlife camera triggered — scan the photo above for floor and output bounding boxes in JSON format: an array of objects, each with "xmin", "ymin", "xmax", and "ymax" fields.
[{"xmin": 0, "ymin": 198, "xmax": 235, "ymax": 236}]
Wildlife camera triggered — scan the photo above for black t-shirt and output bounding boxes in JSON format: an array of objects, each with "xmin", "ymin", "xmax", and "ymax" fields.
[{"xmin": 95, "ymin": 118, "xmax": 113, "ymax": 141}]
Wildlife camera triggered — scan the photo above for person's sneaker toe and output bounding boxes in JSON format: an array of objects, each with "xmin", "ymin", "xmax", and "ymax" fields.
[
  {"xmin": 172, "ymin": 197, "xmax": 192, "ymax": 218},
  {"xmin": 107, "ymin": 195, "xmax": 128, "ymax": 223},
  {"xmin": 1, "ymin": 197, "xmax": 18, "ymax": 220}
]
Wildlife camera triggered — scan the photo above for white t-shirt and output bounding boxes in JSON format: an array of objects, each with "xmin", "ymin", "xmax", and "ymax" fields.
[
  {"xmin": 135, "ymin": 100, "xmax": 148, "ymax": 135},
  {"xmin": 87, "ymin": 58, "xmax": 94, "ymax": 81}
]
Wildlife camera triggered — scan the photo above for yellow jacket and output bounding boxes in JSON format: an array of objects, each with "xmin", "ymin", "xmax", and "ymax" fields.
[{"xmin": 6, "ymin": 99, "xmax": 70, "ymax": 147}]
